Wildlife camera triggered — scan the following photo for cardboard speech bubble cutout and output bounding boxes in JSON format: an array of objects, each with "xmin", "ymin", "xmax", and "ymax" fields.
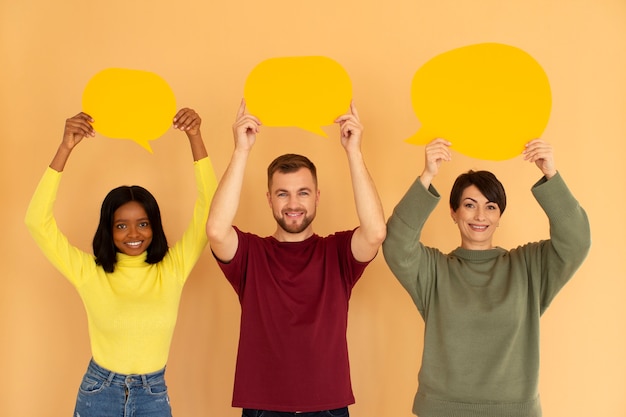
[
  {"xmin": 406, "ymin": 43, "xmax": 552, "ymax": 160},
  {"xmin": 244, "ymin": 56, "xmax": 352, "ymax": 137},
  {"xmin": 82, "ymin": 68, "xmax": 177, "ymax": 153}
]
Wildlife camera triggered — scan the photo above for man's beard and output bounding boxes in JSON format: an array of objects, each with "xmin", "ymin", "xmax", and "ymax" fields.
[{"xmin": 274, "ymin": 211, "xmax": 315, "ymax": 234}]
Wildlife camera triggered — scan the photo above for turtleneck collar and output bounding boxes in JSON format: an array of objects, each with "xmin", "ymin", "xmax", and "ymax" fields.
[
  {"xmin": 115, "ymin": 251, "xmax": 149, "ymax": 267},
  {"xmin": 451, "ymin": 246, "xmax": 507, "ymax": 261}
]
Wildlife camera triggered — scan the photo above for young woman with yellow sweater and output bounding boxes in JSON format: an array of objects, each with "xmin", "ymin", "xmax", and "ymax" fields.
[{"xmin": 25, "ymin": 109, "xmax": 216, "ymax": 417}]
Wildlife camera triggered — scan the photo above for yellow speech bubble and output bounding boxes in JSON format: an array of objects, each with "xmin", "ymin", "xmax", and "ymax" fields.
[
  {"xmin": 243, "ymin": 56, "xmax": 352, "ymax": 137},
  {"xmin": 406, "ymin": 43, "xmax": 552, "ymax": 161},
  {"xmin": 82, "ymin": 68, "xmax": 177, "ymax": 153}
]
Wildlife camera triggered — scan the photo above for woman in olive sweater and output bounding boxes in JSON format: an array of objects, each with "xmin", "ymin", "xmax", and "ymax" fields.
[{"xmin": 382, "ymin": 138, "xmax": 590, "ymax": 417}]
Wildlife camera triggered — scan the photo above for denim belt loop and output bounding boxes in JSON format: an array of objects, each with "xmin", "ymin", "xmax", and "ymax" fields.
[
  {"xmin": 141, "ymin": 374, "xmax": 149, "ymax": 388},
  {"xmin": 105, "ymin": 369, "xmax": 116, "ymax": 387}
]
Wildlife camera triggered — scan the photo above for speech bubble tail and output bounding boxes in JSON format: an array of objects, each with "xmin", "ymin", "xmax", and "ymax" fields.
[
  {"xmin": 133, "ymin": 138, "xmax": 154, "ymax": 153},
  {"xmin": 301, "ymin": 126, "xmax": 329, "ymax": 138},
  {"xmin": 405, "ymin": 128, "xmax": 433, "ymax": 146}
]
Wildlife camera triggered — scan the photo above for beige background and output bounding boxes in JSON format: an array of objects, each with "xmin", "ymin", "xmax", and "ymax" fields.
[{"xmin": 1, "ymin": 0, "xmax": 625, "ymax": 415}]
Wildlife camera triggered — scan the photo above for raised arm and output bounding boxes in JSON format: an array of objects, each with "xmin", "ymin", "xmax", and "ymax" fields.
[
  {"xmin": 418, "ymin": 137, "xmax": 452, "ymax": 189},
  {"xmin": 166, "ymin": 108, "xmax": 217, "ymax": 280},
  {"xmin": 334, "ymin": 102, "xmax": 386, "ymax": 262},
  {"xmin": 206, "ymin": 100, "xmax": 261, "ymax": 262},
  {"xmin": 382, "ymin": 138, "xmax": 451, "ymax": 313},
  {"xmin": 25, "ymin": 113, "xmax": 99, "ymax": 286},
  {"xmin": 49, "ymin": 112, "xmax": 96, "ymax": 172},
  {"xmin": 173, "ymin": 108, "xmax": 208, "ymax": 161},
  {"xmin": 522, "ymin": 139, "xmax": 591, "ymax": 308}
]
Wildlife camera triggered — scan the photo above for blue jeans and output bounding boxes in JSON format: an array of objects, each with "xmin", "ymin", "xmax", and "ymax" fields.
[
  {"xmin": 73, "ymin": 359, "xmax": 172, "ymax": 417},
  {"xmin": 242, "ymin": 408, "xmax": 349, "ymax": 417}
]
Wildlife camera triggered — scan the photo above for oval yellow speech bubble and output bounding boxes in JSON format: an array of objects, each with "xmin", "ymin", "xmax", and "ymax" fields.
[
  {"xmin": 244, "ymin": 56, "xmax": 352, "ymax": 137},
  {"xmin": 82, "ymin": 68, "xmax": 177, "ymax": 153},
  {"xmin": 406, "ymin": 43, "xmax": 552, "ymax": 161}
]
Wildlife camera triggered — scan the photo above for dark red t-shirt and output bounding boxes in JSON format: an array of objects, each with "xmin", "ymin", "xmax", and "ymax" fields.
[{"xmin": 217, "ymin": 227, "xmax": 370, "ymax": 412}]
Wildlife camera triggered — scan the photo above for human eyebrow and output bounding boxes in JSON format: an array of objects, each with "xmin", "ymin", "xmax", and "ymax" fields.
[{"xmin": 113, "ymin": 217, "xmax": 149, "ymax": 224}]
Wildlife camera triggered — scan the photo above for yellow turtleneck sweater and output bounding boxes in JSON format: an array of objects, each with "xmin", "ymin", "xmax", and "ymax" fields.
[{"xmin": 25, "ymin": 157, "xmax": 216, "ymax": 374}]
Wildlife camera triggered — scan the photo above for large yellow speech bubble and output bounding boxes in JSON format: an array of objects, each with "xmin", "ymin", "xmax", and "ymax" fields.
[
  {"xmin": 82, "ymin": 68, "xmax": 177, "ymax": 153},
  {"xmin": 244, "ymin": 56, "xmax": 352, "ymax": 137},
  {"xmin": 406, "ymin": 43, "xmax": 552, "ymax": 161}
]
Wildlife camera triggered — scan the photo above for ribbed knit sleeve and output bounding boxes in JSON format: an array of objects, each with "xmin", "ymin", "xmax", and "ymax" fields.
[
  {"xmin": 382, "ymin": 176, "xmax": 441, "ymax": 317},
  {"xmin": 530, "ymin": 172, "xmax": 591, "ymax": 312},
  {"xmin": 160, "ymin": 156, "xmax": 217, "ymax": 284},
  {"xmin": 24, "ymin": 167, "xmax": 98, "ymax": 287}
]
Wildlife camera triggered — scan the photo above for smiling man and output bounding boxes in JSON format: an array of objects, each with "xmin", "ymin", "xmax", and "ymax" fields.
[
  {"xmin": 206, "ymin": 100, "xmax": 386, "ymax": 417},
  {"xmin": 266, "ymin": 157, "xmax": 319, "ymax": 239}
]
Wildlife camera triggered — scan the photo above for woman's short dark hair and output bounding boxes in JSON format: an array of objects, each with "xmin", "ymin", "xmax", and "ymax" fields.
[
  {"xmin": 267, "ymin": 154, "xmax": 317, "ymax": 189},
  {"xmin": 93, "ymin": 185, "xmax": 168, "ymax": 273},
  {"xmin": 449, "ymin": 170, "xmax": 507, "ymax": 214}
]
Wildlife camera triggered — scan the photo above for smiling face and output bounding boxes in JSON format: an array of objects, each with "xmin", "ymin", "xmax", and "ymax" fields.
[
  {"xmin": 267, "ymin": 167, "xmax": 320, "ymax": 242},
  {"xmin": 112, "ymin": 201, "xmax": 153, "ymax": 256},
  {"xmin": 451, "ymin": 185, "xmax": 502, "ymax": 250}
]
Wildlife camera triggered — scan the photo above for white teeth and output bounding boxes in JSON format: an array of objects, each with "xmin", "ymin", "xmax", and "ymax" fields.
[{"xmin": 126, "ymin": 241, "xmax": 142, "ymax": 247}]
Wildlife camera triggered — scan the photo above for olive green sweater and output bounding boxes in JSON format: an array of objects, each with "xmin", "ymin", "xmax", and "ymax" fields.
[{"xmin": 382, "ymin": 173, "xmax": 590, "ymax": 417}]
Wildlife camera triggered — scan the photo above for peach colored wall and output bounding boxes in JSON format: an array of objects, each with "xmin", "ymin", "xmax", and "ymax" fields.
[{"xmin": 1, "ymin": 0, "xmax": 624, "ymax": 415}]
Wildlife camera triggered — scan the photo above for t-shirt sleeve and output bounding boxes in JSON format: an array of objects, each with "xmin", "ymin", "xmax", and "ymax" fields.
[
  {"xmin": 334, "ymin": 229, "xmax": 371, "ymax": 288},
  {"xmin": 214, "ymin": 226, "xmax": 249, "ymax": 297}
]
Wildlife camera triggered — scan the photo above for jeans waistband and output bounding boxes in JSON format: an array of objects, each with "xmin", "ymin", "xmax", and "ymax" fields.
[{"xmin": 86, "ymin": 358, "xmax": 166, "ymax": 387}]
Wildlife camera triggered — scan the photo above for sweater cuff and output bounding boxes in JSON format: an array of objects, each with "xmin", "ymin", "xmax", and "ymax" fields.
[
  {"xmin": 393, "ymin": 176, "xmax": 440, "ymax": 229},
  {"xmin": 531, "ymin": 172, "xmax": 580, "ymax": 217},
  {"xmin": 193, "ymin": 156, "xmax": 217, "ymax": 193}
]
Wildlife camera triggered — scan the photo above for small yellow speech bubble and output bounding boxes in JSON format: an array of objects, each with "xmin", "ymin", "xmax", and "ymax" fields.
[
  {"xmin": 406, "ymin": 43, "xmax": 552, "ymax": 161},
  {"xmin": 244, "ymin": 56, "xmax": 352, "ymax": 137},
  {"xmin": 82, "ymin": 68, "xmax": 177, "ymax": 153}
]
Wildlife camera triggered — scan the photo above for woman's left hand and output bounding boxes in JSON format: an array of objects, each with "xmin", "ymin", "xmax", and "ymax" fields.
[
  {"xmin": 173, "ymin": 108, "xmax": 201, "ymax": 137},
  {"xmin": 523, "ymin": 139, "xmax": 557, "ymax": 179}
]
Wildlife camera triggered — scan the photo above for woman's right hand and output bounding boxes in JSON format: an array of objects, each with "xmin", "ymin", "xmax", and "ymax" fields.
[
  {"xmin": 49, "ymin": 112, "xmax": 95, "ymax": 172},
  {"xmin": 62, "ymin": 112, "xmax": 95, "ymax": 150},
  {"xmin": 420, "ymin": 138, "xmax": 451, "ymax": 188}
]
